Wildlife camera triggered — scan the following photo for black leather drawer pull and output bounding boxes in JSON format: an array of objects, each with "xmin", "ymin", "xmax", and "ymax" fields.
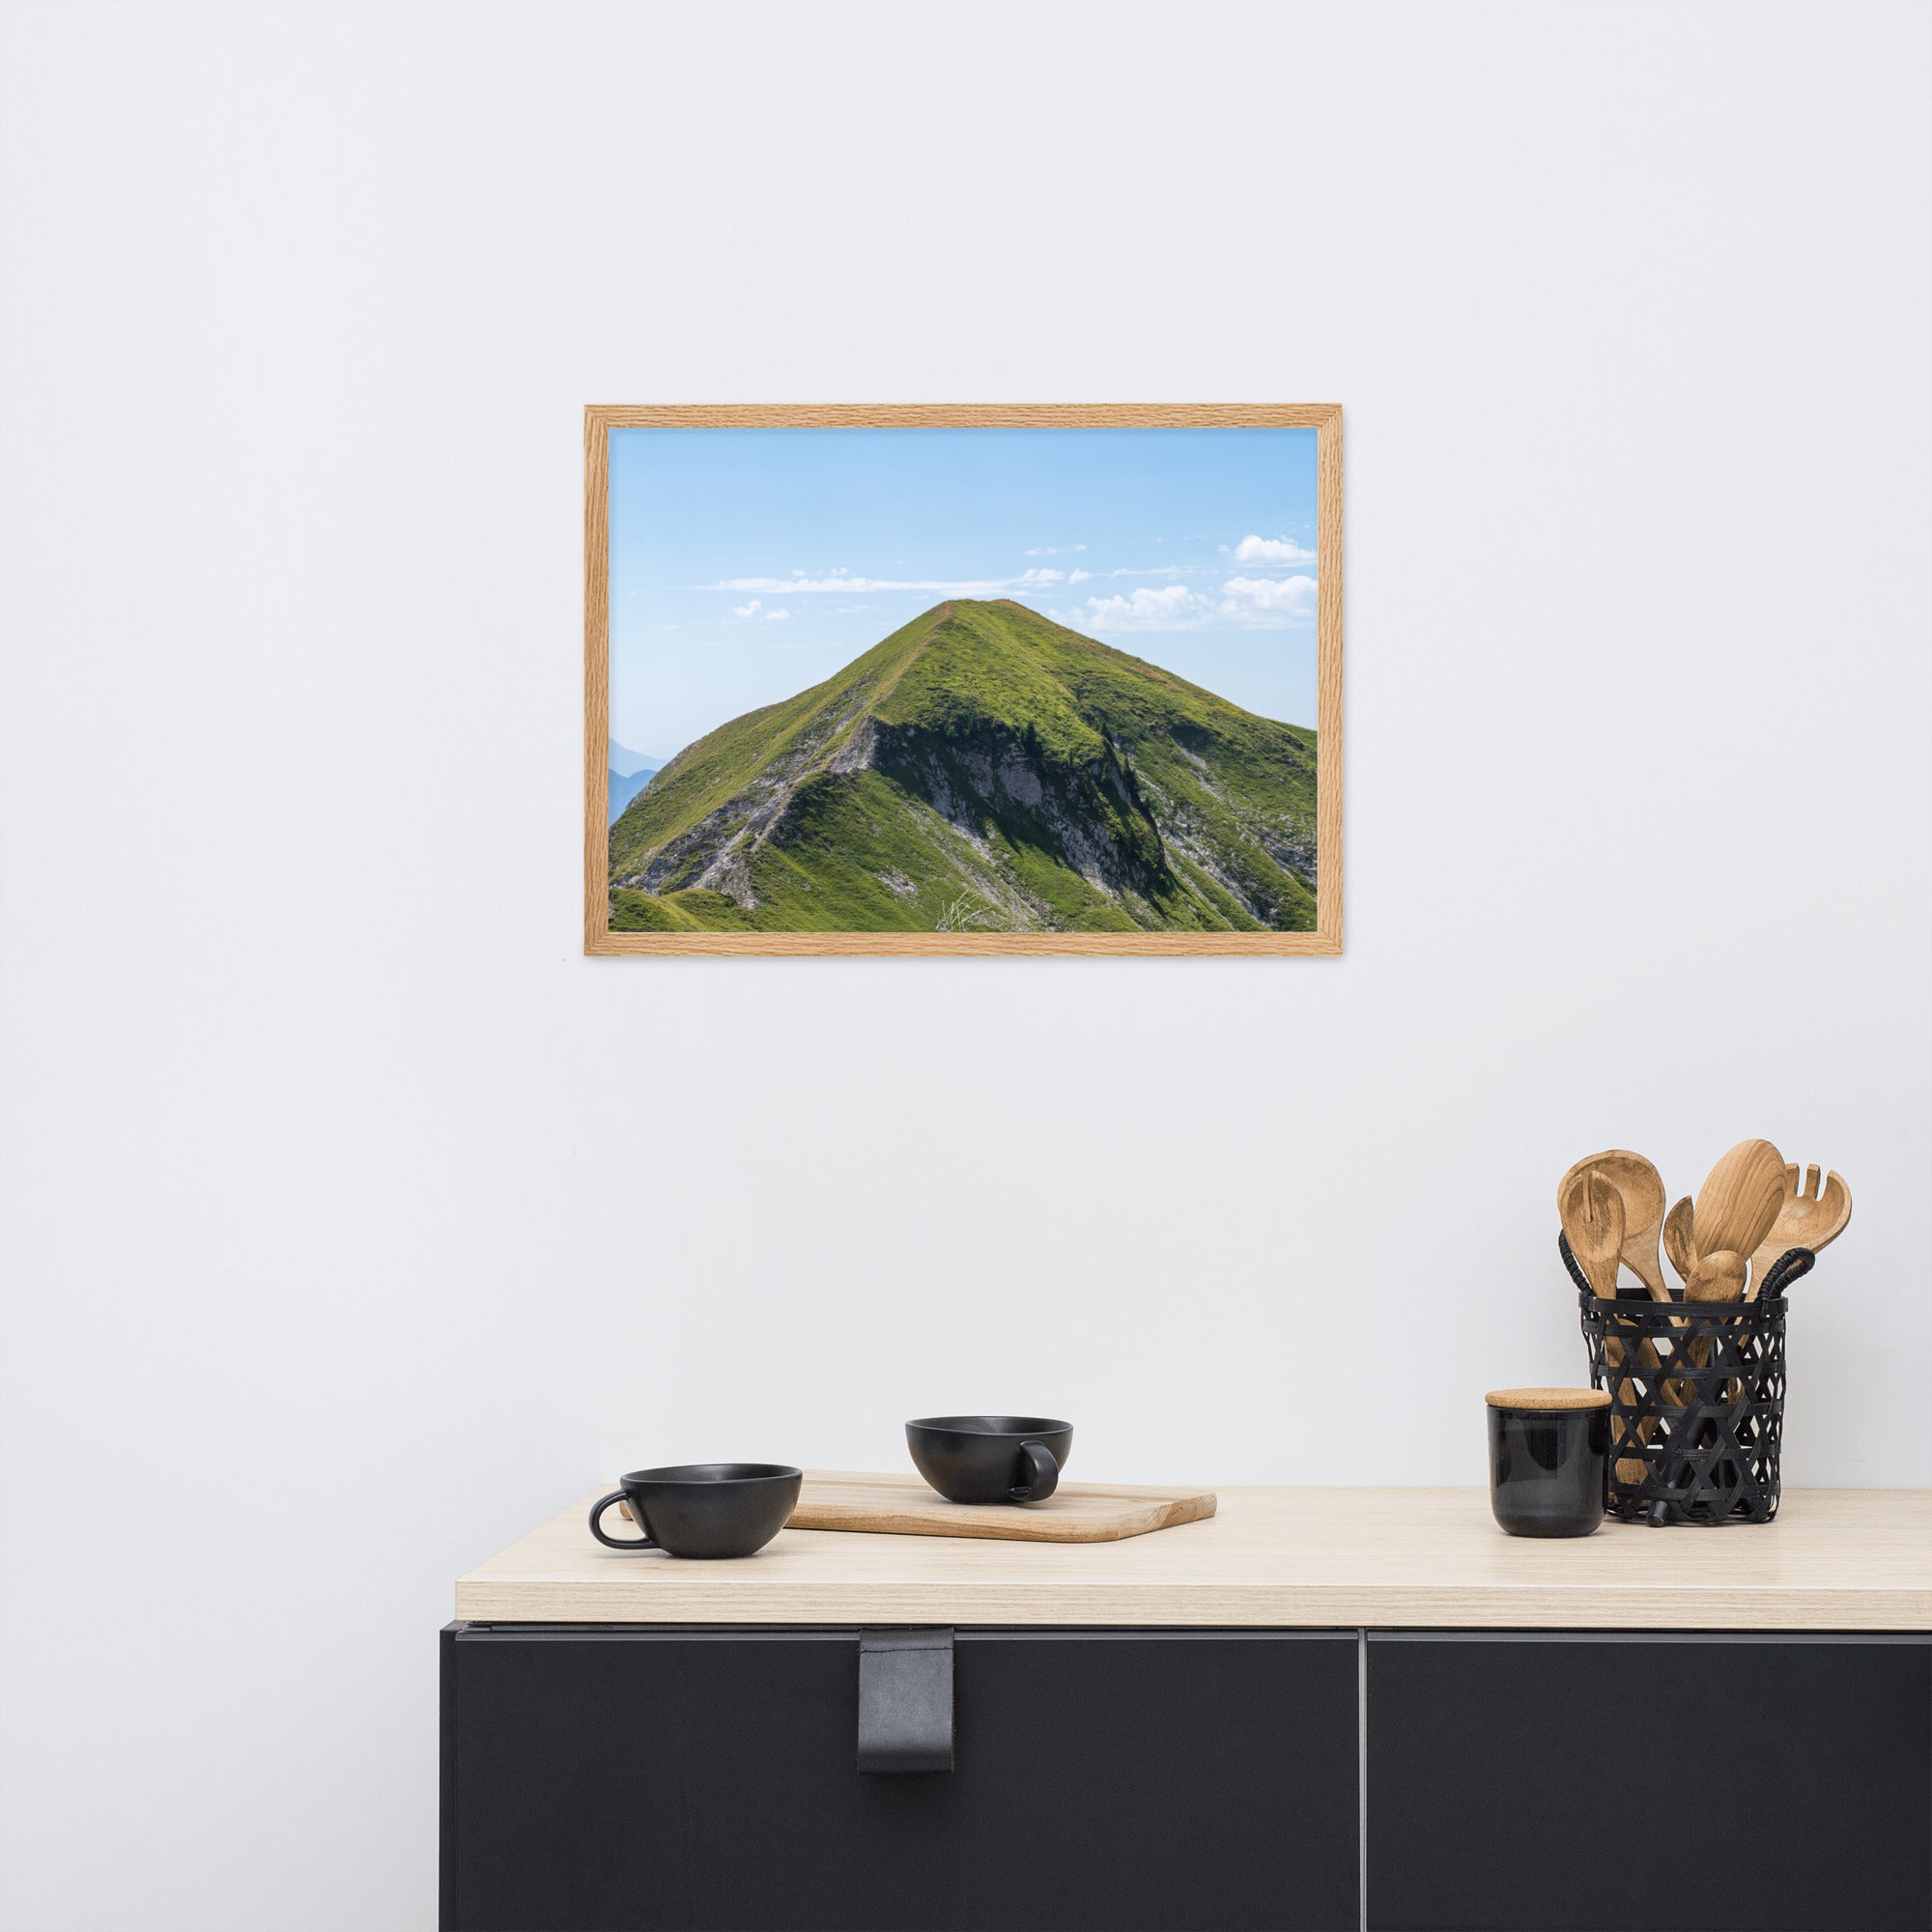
[{"xmin": 856, "ymin": 1629, "xmax": 954, "ymax": 1773}]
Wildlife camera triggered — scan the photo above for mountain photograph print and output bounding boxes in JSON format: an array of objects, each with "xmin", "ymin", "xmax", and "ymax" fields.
[{"xmin": 584, "ymin": 406, "xmax": 1341, "ymax": 955}]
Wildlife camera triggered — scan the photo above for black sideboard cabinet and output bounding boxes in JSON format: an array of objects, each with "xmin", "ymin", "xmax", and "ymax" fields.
[
  {"xmin": 442, "ymin": 1627, "xmax": 1358, "ymax": 1931},
  {"xmin": 1364, "ymin": 1633, "xmax": 1930, "ymax": 1932},
  {"xmin": 440, "ymin": 1623, "xmax": 1930, "ymax": 1932}
]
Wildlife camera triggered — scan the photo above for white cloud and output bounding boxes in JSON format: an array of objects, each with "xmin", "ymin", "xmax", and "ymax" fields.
[
  {"xmin": 1233, "ymin": 533, "xmax": 1317, "ymax": 566},
  {"xmin": 1079, "ymin": 584, "xmax": 1207, "ymax": 631},
  {"xmin": 765, "ymin": 608, "xmax": 790, "ymax": 621},
  {"xmin": 1219, "ymin": 574, "xmax": 1318, "ymax": 623},
  {"xmin": 713, "ymin": 563, "xmax": 1074, "ymax": 596},
  {"xmin": 1049, "ymin": 572, "xmax": 1319, "ymax": 635},
  {"xmin": 709, "ymin": 551, "xmax": 1289, "ymax": 621},
  {"xmin": 711, "ymin": 572, "xmax": 1017, "ymax": 595},
  {"xmin": 1024, "ymin": 544, "xmax": 1086, "ymax": 556}
]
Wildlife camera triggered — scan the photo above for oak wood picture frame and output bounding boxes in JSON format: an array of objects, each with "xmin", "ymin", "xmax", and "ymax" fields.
[{"xmin": 584, "ymin": 404, "xmax": 1342, "ymax": 955}]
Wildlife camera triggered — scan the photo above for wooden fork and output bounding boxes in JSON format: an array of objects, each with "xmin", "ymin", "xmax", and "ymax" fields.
[{"xmin": 1747, "ymin": 1165, "xmax": 1852, "ymax": 1298}]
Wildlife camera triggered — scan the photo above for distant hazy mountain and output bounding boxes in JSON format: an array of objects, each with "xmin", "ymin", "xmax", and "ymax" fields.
[
  {"xmin": 608, "ymin": 762, "xmax": 658, "ymax": 823},
  {"xmin": 609, "ymin": 739, "xmax": 655, "ymax": 779},
  {"xmin": 608, "ymin": 598, "xmax": 1316, "ymax": 934}
]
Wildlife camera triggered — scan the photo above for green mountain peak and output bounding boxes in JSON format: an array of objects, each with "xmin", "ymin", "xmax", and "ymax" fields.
[{"xmin": 609, "ymin": 599, "xmax": 1317, "ymax": 934}]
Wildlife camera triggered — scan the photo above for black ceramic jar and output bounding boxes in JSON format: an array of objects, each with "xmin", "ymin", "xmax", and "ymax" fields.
[{"xmin": 1485, "ymin": 1388, "xmax": 1608, "ymax": 1538}]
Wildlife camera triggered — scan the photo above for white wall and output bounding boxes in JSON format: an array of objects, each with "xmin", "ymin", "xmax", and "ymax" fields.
[{"xmin": 1, "ymin": 2, "xmax": 1926, "ymax": 1925}]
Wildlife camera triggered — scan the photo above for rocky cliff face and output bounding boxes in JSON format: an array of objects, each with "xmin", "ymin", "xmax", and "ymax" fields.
[{"xmin": 609, "ymin": 599, "xmax": 1317, "ymax": 935}]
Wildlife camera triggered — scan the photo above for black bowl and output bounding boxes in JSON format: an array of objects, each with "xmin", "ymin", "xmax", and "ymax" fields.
[{"xmin": 905, "ymin": 1416, "xmax": 1073, "ymax": 1505}]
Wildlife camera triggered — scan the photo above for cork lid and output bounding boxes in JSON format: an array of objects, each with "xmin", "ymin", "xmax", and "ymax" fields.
[{"xmin": 1485, "ymin": 1386, "xmax": 1611, "ymax": 1411}]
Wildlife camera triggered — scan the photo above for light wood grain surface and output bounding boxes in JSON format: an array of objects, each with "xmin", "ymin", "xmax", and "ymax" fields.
[
  {"xmin": 455, "ymin": 1483, "xmax": 1932, "ymax": 1631},
  {"xmin": 1483, "ymin": 1388, "xmax": 1609, "ymax": 1410},
  {"xmin": 582, "ymin": 403, "xmax": 1343, "ymax": 957},
  {"xmin": 786, "ymin": 1471, "xmax": 1215, "ymax": 1543}
]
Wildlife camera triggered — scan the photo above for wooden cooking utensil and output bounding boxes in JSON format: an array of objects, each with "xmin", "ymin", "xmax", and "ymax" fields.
[
  {"xmin": 1560, "ymin": 1228, "xmax": 1652, "ymax": 1482},
  {"xmin": 1683, "ymin": 1143, "xmax": 1782, "ymax": 1389},
  {"xmin": 1660, "ymin": 1154, "xmax": 1772, "ymax": 1390},
  {"xmin": 1747, "ymin": 1165, "xmax": 1853, "ymax": 1298},
  {"xmin": 1681, "ymin": 1247, "xmax": 1748, "ymax": 1401},
  {"xmin": 1558, "ymin": 1168, "xmax": 1624, "ymax": 1297},
  {"xmin": 1558, "ymin": 1168, "xmax": 1647, "ymax": 1484},
  {"xmin": 1691, "ymin": 1140, "xmax": 1787, "ymax": 1271},
  {"xmin": 1657, "ymin": 1198, "xmax": 1710, "ymax": 1399},
  {"xmin": 1684, "ymin": 1249, "xmax": 1747, "ymax": 1303},
  {"xmin": 1662, "ymin": 1197, "xmax": 1698, "ymax": 1286},
  {"xmin": 1557, "ymin": 1151, "xmax": 1669, "ymax": 1301}
]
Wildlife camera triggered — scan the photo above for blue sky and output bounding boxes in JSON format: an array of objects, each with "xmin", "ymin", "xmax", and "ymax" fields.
[{"xmin": 608, "ymin": 426, "xmax": 1319, "ymax": 767}]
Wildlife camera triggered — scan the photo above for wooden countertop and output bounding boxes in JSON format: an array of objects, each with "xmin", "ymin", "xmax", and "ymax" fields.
[{"xmin": 455, "ymin": 1480, "xmax": 1932, "ymax": 1631}]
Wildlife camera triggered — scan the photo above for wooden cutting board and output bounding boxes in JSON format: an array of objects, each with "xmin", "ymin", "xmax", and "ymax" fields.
[{"xmin": 785, "ymin": 1470, "xmax": 1217, "ymax": 1544}]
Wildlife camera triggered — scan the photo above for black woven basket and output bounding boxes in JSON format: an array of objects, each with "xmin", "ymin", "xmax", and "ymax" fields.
[{"xmin": 1565, "ymin": 1236, "xmax": 1813, "ymax": 1526}]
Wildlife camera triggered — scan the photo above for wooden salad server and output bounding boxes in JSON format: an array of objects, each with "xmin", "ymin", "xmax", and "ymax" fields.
[
  {"xmin": 1691, "ymin": 1140, "xmax": 1787, "ymax": 1271},
  {"xmin": 1558, "ymin": 1167, "xmax": 1625, "ymax": 1297},
  {"xmin": 1678, "ymin": 1137, "xmax": 1782, "ymax": 1395},
  {"xmin": 1559, "ymin": 1167, "xmax": 1646, "ymax": 1484},
  {"xmin": 1747, "ymin": 1165, "xmax": 1853, "ymax": 1298},
  {"xmin": 1558, "ymin": 1151, "xmax": 1669, "ymax": 1301}
]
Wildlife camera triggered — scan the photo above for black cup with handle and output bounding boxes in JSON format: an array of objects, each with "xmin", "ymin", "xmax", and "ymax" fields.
[
  {"xmin": 587, "ymin": 1463, "xmax": 803, "ymax": 1558},
  {"xmin": 905, "ymin": 1416, "xmax": 1073, "ymax": 1505}
]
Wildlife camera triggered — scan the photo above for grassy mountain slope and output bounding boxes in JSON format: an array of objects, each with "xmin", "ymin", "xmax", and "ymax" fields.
[
  {"xmin": 608, "ymin": 763, "xmax": 657, "ymax": 823},
  {"xmin": 609, "ymin": 599, "xmax": 1317, "ymax": 933}
]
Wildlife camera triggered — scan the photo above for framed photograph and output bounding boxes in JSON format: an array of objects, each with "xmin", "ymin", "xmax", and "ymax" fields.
[{"xmin": 584, "ymin": 405, "xmax": 1341, "ymax": 955}]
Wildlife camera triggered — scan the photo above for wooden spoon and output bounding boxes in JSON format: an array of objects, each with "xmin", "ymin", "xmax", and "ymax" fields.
[
  {"xmin": 1684, "ymin": 1248, "xmax": 1747, "ymax": 1303},
  {"xmin": 1557, "ymin": 1151, "xmax": 1668, "ymax": 1301},
  {"xmin": 1680, "ymin": 1246, "xmax": 1748, "ymax": 1395},
  {"xmin": 1662, "ymin": 1197, "xmax": 1698, "ymax": 1286},
  {"xmin": 1558, "ymin": 1167, "xmax": 1624, "ymax": 1297},
  {"xmin": 1655, "ymin": 1198, "xmax": 1706, "ymax": 1401},
  {"xmin": 1692, "ymin": 1140, "xmax": 1787, "ymax": 1268},
  {"xmin": 1747, "ymin": 1165, "xmax": 1852, "ymax": 1298}
]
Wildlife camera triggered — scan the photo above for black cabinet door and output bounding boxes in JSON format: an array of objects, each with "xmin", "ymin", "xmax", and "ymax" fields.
[
  {"xmin": 1366, "ymin": 1632, "xmax": 1932, "ymax": 1932},
  {"xmin": 442, "ymin": 1625, "xmax": 1359, "ymax": 1932}
]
